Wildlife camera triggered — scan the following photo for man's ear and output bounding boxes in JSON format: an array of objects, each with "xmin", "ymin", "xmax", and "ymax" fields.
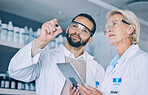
[
  {"xmin": 66, "ymin": 26, "xmax": 70, "ymax": 33},
  {"xmin": 87, "ymin": 37, "xmax": 93, "ymax": 44},
  {"xmin": 128, "ymin": 24, "xmax": 135, "ymax": 34}
]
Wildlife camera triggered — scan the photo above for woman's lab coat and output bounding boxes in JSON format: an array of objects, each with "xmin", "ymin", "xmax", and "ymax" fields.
[
  {"xmin": 100, "ymin": 45, "xmax": 148, "ymax": 95},
  {"xmin": 8, "ymin": 42, "xmax": 105, "ymax": 95}
]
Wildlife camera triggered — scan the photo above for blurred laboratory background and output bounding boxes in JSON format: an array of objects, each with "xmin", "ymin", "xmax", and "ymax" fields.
[{"xmin": 0, "ymin": 0, "xmax": 148, "ymax": 94}]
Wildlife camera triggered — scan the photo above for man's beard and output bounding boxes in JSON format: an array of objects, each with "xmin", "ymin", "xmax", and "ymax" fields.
[{"xmin": 66, "ymin": 29, "xmax": 90, "ymax": 47}]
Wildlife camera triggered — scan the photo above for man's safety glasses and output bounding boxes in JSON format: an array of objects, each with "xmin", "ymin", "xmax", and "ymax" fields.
[{"xmin": 70, "ymin": 21, "xmax": 93, "ymax": 37}]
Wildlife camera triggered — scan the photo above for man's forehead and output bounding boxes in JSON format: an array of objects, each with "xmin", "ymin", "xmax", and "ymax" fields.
[{"xmin": 74, "ymin": 16, "xmax": 93, "ymax": 30}]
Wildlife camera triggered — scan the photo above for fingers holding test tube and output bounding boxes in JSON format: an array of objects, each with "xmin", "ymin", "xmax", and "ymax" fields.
[{"xmin": 35, "ymin": 18, "xmax": 63, "ymax": 49}]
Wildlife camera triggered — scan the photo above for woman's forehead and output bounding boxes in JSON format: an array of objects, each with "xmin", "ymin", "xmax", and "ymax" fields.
[{"xmin": 108, "ymin": 14, "xmax": 125, "ymax": 22}]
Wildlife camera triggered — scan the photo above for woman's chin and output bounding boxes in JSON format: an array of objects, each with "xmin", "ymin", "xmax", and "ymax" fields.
[{"xmin": 109, "ymin": 40, "xmax": 115, "ymax": 45}]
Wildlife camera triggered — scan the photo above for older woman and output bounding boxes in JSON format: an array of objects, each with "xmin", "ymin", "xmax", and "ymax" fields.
[{"xmin": 77, "ymin": 10, "xmax": 148, "ymax": 95}]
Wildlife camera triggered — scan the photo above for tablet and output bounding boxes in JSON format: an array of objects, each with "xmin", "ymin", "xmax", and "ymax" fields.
[{"xmin": 57, "ymin": 63, "xmax": 85, "ymax": 88}]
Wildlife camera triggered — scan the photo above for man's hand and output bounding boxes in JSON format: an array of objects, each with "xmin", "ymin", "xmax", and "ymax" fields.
[
  {"xmin": 78, "ymin": 84, "xmax": 103, "ymax": 95},
  {"xmin": 70, "ymin": 85, "xmax": 80, "ymax": 95},
  {"xmin": 35, "ymin": 18, "xmax": 63, "ymax": 49}
]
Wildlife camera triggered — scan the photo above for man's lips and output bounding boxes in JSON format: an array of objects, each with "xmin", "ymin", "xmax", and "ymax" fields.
[{"xmin": 71, "ymin": 34, "xmax": 80, "ymax": 39}]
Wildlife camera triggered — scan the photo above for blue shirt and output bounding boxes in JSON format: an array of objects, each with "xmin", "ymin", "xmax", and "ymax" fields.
[{"xmin": 110, "ymin": 44, "xmax": 135, "ymax": 69}]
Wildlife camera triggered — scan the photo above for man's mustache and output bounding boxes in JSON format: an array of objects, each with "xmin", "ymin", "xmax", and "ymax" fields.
[{"xmin": 70, "ymin": 33, "xmax": 81, "ymax": 40}]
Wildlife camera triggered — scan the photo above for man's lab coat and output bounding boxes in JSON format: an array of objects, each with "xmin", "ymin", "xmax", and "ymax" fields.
[{"xmin": 8, "ymin": 42, "xmax": 105, "ymax": 95}]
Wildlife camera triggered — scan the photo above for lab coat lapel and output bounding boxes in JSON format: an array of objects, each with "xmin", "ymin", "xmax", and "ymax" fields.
[
  {"xmin": 53, "ymin": 47, "xmax": 66, "ymax": 95},
  {"xmin": 111, "ymin": 58, "xmax": 126, "ymax": 74},
  {"xmin": 86, "ymin": 53, "xmax": 96, "ymax": 87}
]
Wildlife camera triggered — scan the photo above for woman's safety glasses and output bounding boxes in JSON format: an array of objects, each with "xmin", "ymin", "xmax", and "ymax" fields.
[{"xmin": 104, "ymin": 18, "xmax": 131, "ymax": 35}]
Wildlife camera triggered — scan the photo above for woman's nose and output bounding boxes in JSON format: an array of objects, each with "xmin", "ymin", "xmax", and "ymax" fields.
[{"xmin": 107, "ymin": 26, "xmax": 113, "ymax": 33}]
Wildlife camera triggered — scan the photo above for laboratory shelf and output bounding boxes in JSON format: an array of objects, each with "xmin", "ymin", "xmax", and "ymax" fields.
[
  {"xmin": 0, "ymin": 88, "xmax": 35, "ymax": 95},
  {"xmin": 0, "ymin": 40, "xmax": 25, "ymax": 49}
]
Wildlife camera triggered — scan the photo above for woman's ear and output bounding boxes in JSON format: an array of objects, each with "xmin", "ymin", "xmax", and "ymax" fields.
[{"xmin": 128, "ymin": 24, "xmax": 135, "ymax": 34}]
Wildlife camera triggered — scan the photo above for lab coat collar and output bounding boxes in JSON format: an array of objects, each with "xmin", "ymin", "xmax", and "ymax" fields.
[
  {"xmin": 61, "ymin": 44, "xmax": 87, "ymax": 62},
  {"xmin": 110, "ymin": 44, "xmax": 137, "ymax": 73},
  {"xmin": 110, "ymin": 44, "xmax": 135, "ymax": 68},
  {"xmin": 126, "ymin": 44, "xmax": 139, "ymax": 59}
]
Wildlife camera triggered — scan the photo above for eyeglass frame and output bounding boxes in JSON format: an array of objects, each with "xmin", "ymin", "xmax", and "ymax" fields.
[
  {"xmin": 70, "ymin": 21, "xmax": 93, "ymax": 36},
  {"xmin": 104, "ymin": 18, "xmax": 131, "ymax": 35}
]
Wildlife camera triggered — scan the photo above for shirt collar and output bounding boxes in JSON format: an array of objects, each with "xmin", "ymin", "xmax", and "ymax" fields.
[
  {"xmin": 110, "ymin": 54, "xmax": 120, "ymax": 68},
  {"xmin": 110, "ymin": 44, "xmax": 135, "ymax": 68},
  {"xmin": 61, "ymin": 45, "xmax": 86, "ymax": 61}
]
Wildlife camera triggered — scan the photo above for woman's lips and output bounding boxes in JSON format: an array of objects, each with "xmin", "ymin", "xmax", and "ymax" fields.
[{"xmin": 109, "ymin": 34, "xmax": 115, "ymax": 38}]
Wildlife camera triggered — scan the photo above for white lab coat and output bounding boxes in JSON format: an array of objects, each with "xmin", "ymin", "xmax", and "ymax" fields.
[
  {"xmin": 100, "ymin": 45, "xmax": 148, "ymax": 95},
  {"xmin": 8, "ymin": 42, "xmax": 105, "ymax": 95}
]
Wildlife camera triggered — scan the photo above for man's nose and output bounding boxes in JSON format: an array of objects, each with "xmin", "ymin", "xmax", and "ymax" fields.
[{"xmin": 75, "ymin": 28, "xmax": 81, "ymax": 34}]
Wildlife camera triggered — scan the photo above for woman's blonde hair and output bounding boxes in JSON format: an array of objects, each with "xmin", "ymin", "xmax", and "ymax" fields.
[{"xmin": 106, "ymin": 10, "xmax": 140, "ymax": 44}]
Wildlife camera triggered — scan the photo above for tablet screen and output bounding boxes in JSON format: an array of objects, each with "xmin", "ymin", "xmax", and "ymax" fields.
[{"xmin": 57, "ymin": 63, "xmax": 85, "ymax": 86}]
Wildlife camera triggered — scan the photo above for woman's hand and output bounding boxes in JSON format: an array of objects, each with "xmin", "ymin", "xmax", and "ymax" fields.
[{"xmin": 69, "ymin": 85, "xmax": 80, "ymax": 95}]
